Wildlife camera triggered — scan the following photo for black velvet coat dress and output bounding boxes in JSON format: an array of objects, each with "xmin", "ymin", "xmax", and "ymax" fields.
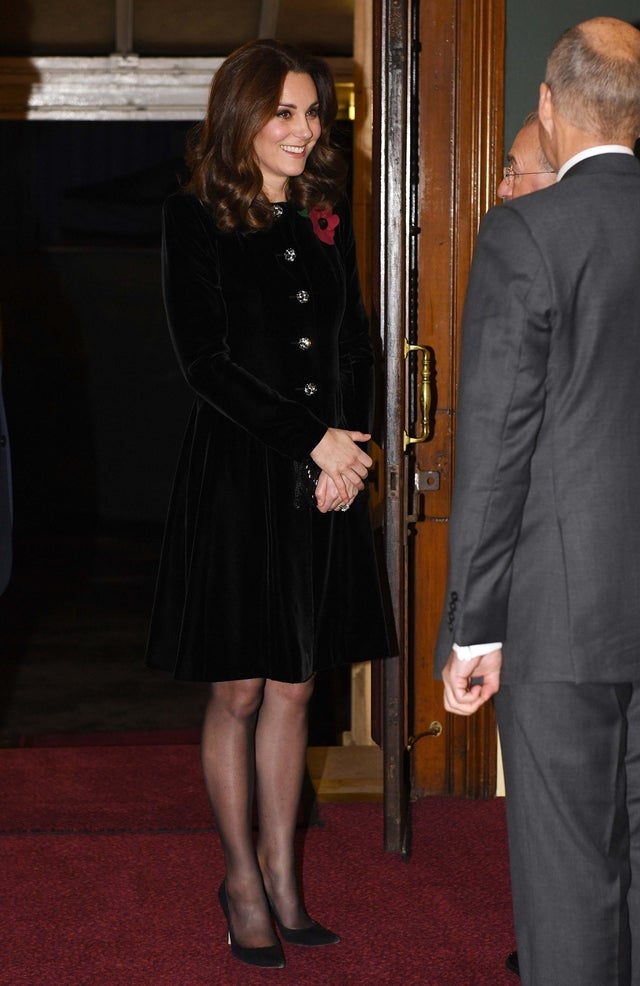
[{"xmin": 145, "ymin": 192, "xmax": 389, "ymax": 683}]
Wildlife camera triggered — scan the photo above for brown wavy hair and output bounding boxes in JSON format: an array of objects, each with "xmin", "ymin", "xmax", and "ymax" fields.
[{"xmin": 185, "ymin": 38, "xmax": 347, "ymax": 231}]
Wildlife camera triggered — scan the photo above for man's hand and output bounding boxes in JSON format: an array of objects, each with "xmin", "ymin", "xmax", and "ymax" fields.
[{"xmin": 441, "ymin": 648, "xmax": 503, "ymax": 715}]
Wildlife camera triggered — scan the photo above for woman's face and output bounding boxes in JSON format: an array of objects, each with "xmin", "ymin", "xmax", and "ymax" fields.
[{"xmin": 253, "ymin": 71, "xmax": 322, "ymax": 201}]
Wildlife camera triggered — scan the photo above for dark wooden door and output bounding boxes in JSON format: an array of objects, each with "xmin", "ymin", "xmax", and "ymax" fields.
[
  {"xmin": 375, "ymin": 0, "xmax": 414, "ymax": 856},
  {"xmin": 374, "ymin": 0, "xmax": 505, "ymax": 852}
]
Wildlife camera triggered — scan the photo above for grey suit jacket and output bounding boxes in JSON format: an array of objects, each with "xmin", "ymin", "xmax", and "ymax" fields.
[{"xmin": 436, "ymin": 153, "xmax": 640, "ymax": 684}]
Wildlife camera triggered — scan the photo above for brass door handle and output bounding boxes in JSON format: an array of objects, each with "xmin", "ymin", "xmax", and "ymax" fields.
[
  {"xmin": 406, "ymin": 721, "xmax": 443, "ymax": 750},
  {"xmin": 403, "ymin": 340, "xmax": 432, "ymax": 451}
]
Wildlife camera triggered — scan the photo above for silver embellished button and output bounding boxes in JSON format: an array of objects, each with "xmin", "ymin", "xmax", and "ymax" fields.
[
  {"xmin": 304, "ymin": 382, "xmax": 318, "ymax": 396},
  {"xmin": 295, "ymin": 290, "xmax": 310, "ymax": 304},
  {"xmin": 284, "ymin": 248, "xmax": 296, "ymax": 262},
  {"xmin": 272, "ymin": 204, "xmax": 284, "ymax": 218},
  {"xmin": 297, "ymin": 337, "xmax": 312, "ymax": 350}
]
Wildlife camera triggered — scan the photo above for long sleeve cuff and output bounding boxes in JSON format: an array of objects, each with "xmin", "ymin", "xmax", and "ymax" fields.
[{"xmin": 453, "ymin": 642, "xmax": 502, "ymax": 662}]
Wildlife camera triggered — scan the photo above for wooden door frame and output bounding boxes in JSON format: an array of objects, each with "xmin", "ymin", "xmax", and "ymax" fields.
[
  {"xmin": 367, "ymin": 0, "xmax": 505, "ymax": 842},
  {"xmin": 374, "ymin": 0, "xmax": 414, "ymax": 854}
]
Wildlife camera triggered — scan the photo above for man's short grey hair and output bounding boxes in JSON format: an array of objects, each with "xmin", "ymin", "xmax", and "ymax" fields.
[{"xmin": 545, "ymin": 22, "xmax": 640, "ymax": 141}]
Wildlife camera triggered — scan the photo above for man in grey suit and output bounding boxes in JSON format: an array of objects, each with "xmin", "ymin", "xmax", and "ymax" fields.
[{"xmin": 436, "ymin": 17, "xmax": 640, "ymax": 986}]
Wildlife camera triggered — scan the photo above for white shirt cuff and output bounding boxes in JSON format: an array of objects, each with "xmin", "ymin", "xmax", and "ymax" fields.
[{"xmin": 453, "ymin": 642, "xmax": 502, "ymax": 662}]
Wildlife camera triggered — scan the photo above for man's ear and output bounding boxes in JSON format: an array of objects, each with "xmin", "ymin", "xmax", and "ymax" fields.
[{"xmin": 538, "ymin": 82, "xmax": 553, "ymax": 135}]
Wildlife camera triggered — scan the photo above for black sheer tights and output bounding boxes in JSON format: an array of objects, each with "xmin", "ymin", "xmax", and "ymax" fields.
[{"xmin": 201, "ymin": 676, "xmax": 315, "ymax": 949}]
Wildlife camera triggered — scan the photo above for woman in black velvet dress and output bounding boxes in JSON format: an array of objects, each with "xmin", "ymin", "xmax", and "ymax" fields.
[{"xmin": 146, "ymin": 38, "xmax": 389, "ymax": 970}]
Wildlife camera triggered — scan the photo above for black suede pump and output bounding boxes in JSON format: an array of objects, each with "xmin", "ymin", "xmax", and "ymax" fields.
[{"xmin": 218, "ymin": 882, "xmax": 285, "ymax": 969}]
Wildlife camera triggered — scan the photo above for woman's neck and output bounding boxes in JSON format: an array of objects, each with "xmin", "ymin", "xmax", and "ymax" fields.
[{"xmin": 262, "ymin": 182, "xmax": 288, "ymax": 203}]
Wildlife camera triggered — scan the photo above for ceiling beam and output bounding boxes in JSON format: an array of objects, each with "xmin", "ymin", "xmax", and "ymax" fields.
[
  {"xmin": 258, "ymin": 0, "xmax": 280, "ymax": 38},
  {"xmin": 115, "ymin": 0, "xmax": 134, "ymax": 55},
  {"xmin": 0, "ymin": 55, "xmax": 353, "ymax": 120}
]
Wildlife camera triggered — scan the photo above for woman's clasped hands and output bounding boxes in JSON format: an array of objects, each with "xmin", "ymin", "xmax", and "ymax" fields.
[{"xmin": 310, "ymin": 427, "xmax": 372, "ymax": 513}]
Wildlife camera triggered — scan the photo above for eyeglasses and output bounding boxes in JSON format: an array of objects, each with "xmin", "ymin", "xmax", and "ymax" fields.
[{"xmin": 502, "ymin": 165, "xmax": 556, "ymax": 185}]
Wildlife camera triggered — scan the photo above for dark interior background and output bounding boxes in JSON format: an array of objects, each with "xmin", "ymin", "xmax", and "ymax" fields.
[{"xmin": 0, "ymin": 120, "xmax": 192, "ymax": 528}]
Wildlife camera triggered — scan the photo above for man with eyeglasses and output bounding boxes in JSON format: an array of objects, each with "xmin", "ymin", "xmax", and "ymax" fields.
[
  {"xmin": 436, "ymin": 16, "xmax": 640, "ymax": 986},
  {"xmin": 497, "ymin": 112, "xmax": 556, "ymax": 201},
  {"xmin": 497, "ymin": 116, "xmax": 555, "ymax": 982}
]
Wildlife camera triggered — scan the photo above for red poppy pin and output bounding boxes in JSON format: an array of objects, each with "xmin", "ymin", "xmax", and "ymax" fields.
[{"xmin": 299, "ymin": 206, "xmax": 340, "ymax": 245}]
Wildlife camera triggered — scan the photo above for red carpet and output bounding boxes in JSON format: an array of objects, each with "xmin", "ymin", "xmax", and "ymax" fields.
[
  {"xmin": 19, "ymin": 727, "xmax": 201, "ymax": 749},
  {"xmin": 0, "ymin": 745, "xmax": 516, "ymax": 985},
  {"xmin": 1, "ymin": 744, "xmax": 210, "ymax": 833}
]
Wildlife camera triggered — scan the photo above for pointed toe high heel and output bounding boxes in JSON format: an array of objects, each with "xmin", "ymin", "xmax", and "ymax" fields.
[
  {"xmin": 505, "ymin": 950, "xmax": 520, "ymax": 976},
  {"xmin": 218, "ymin": 882, "xmax": 285, "ymax": 969},
  {"xmin": 269, "ymin": 902, "xmax": 340, "ymax": 947}
]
